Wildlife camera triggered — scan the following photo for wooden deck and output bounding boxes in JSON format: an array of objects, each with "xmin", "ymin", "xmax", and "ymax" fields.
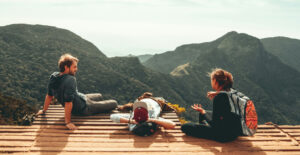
[{"xmin": 1, "ymin": 105, "xmax": 300, "ymax": 154}]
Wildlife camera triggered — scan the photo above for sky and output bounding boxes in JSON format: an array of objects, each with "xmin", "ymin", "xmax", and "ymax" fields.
[{"xmin": 1, "ymin": 0, "xmax": 300, "ymax": 57}]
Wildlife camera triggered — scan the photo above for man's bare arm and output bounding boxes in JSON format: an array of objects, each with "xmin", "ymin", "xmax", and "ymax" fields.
[
  {"xmin": 64, "ymin": 102, "xmax": 77, "ymax": 130},
  {"xmin": 36, "ymin": 95, "xmax": 53, "ymax": 116},
  {"xmin": 64, "ymin": 102, "xmax": 72, "ymax": 123}
]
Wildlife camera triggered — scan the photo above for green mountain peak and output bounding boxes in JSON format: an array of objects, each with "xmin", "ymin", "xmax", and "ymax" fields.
[{"xmin": 216, "ymin": 31, "xmax": 264, "ymax": 56}]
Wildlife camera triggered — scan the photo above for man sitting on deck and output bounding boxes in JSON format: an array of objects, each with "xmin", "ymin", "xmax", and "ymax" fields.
[{"xmin": 36, "ymin": 53, "xmax": 118, "ymax": 130}]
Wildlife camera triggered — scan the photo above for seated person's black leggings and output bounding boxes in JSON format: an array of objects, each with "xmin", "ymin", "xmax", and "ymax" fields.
[{"xmin": 181, "ymin": 111, "xmax": 240, "ymax": 142}]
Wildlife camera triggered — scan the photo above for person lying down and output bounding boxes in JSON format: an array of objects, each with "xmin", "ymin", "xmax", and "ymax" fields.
[{"xmin": 110, "ymin": 92, "xmax": 176, "ymax": 136}]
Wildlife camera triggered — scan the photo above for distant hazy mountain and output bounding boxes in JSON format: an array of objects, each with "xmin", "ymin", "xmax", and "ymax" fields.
[
  {"xmin": 261, "ymin": 37, "xmax": 300, "ymax": 72},
  {"xmin": 124, "ymin": 54, "xmax": 153, "ymax": 63},
  {"xmin": 136, "ymin": 54, "xmax": 153, "ymax": 63},
  {"xmin": 143, "ymin": 42, "xmax": 212, "ymax": 74}
]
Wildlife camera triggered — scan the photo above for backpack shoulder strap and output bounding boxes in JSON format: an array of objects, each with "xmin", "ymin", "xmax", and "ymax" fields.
[{"xmin": 217, "ymin": 90, "xmax": 241, "ymax": 115}]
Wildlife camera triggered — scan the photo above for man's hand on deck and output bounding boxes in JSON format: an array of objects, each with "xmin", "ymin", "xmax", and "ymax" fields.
[
  {"xmin": 36, "ymin": 110, "xmax": 45, "ymax": 117},
  {"xmin": 66, "ymin": 123, "xmax": 78, "ymax": 130}
]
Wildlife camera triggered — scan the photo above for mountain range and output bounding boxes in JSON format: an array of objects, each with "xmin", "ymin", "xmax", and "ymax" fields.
[
  {"xmin": 261, "ymin": 37, "xmax": 300, "ymax": 72},
  {"xmin": 143, "ymin": 31, "xmax": 300, "ymax": 124},
  {"xmin": 0, "ymin": 24, "xmax": 300, "ymax": 124}
]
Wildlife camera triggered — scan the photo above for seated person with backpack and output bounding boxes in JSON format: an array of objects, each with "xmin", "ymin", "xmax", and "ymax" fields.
[
  {"xmin": 110, "ymin": 92, "xmax": 176, "ymax": 136},
  {"xmin": 181, "ymin": 68, "xmax": 258, "ymax": 142}
]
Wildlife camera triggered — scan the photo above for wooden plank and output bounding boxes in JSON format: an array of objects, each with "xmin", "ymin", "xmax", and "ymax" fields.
[
  {"xmin": 36, "ymin": 129, "xmax": 131, "ymax": 134},
  {"xmin": 282, "ymin": 129, "xmax": 300, "ymax": 133},
  {"xmin": 35, "ymin": 137, "xmax": 168, "ymax": 143},
  {"xmin": 0, "ymin": 133, "xmax": 127, "ymax": 137},
  {"xmin": 9, "ymin": 151, "xmax": 300, "ymax": 155},
  {"xmin": 0, "ymin": 125, "xmax": 44, "ymax": 129},
  {"xmin": 11, "ymin": 152, "xmax": 217, "ymax": 155},
  {"xmin": 47, "ymin": 104, "xmax": 63, "ymax": 107},
  {"xmin": 30, "ymin": 147, "xmax": 171, "ymax": 152},
  {"xmin": 169, "ymin": 146, "xmax": 300, "ymax": 152},
  {"xmin": 162, "ymin": 127, "xmax": 277, "ymax": 133},
  {"xmin": 257, "ymin": 125, "xmax": 276, "ymax": 129},
  {"xmin": 237, "ymin": 141, "xmax": 297, "ymax": 147},
  {"xmin": 0, "ymin": 129, "xmax": 39, "ymax": 132},
  {"xmin": 164, "ymin": 132, "xmax": 287, "ymax": 137},
  {"xmin": 226, "ymin": 146, "xmax": 300, "ymax": 152},
  {"xmin": 262, "ymin": 152, "xmax": 300, "ymax": 155},
  {"xmin": 164, "ymin": 129, "xmax": 282, "ymax": 134},
  {"xmin": 256, "ymin": 129, "xmax": 281, "ymax": 133},
  {"xmin": 0, "ymin": 125, "xmax": 130, "ymax": 130},
  {"xmin": 237, "ymin": 136, "xmax": 292, "ymax": 141},
  {"xmin": 0, "ymin": 147, "xmax": 30, "ymax": 153},
  {"xmin": 0, "ymin": 141, "xmax": 33, "ymax": 147},
  {"xmin": 254, "ymin": 133, "xmax": 287, "ymax": 137},
  {"xmin": 169, "ymin": 141, "xmax": 296, "ymax": 147},
  {"xmin": 0, "ymin": 128, "xmax": 132, "ymax": 134},
  {"xmin": 289, "ymin": 133, "xmax": 300, "ymax": 137},
  {"xmin": 294, "ymin": 137, "xmax": 300, "ymax": 140},
  {"xmin": 34, "ymin": 142, "xmax": 169, "ymax": 147},
  {"xmin": 166, "ymin": 136, "xmax": 293, "ymax": 142},
  {"xmin": 0, "ymin": 133, "xmax": 170, "ymax": 138},
  {"xmin": 0, "ymin": 136, "xmax": 35, "ymax": 141},
  {"xmin": 45, "ymin": 108, "xmax": 64, "ymax": 110},
  {"xmin": 278, "ymin": 125, "xmax": 300, "ymax": 129}
]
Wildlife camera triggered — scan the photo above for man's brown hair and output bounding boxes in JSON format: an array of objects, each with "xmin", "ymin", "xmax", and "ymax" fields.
[{"xmin": 58, "ymin": 54, "xmax": 79, "ymax": 72}]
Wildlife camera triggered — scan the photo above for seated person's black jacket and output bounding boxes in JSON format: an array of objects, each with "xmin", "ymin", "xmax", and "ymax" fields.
[{"xmin": 199, "ymin": 93, "xmax": 242, "ymax": 142}]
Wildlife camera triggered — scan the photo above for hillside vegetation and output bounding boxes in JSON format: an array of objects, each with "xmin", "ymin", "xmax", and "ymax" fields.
[{"xmin": 261, "ymin": 37, "xmax": 300, "ymax": 72}]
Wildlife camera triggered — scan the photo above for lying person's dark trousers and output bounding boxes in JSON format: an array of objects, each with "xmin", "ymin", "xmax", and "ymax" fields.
[{"xmin": 181, "ymin": 111, "xmax": 240, "ymax": 142}]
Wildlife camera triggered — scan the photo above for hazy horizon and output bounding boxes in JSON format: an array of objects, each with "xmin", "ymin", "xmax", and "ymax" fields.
[{"xmin": 1, "ymin": 0, "xmax": 300, "ymax": 57}]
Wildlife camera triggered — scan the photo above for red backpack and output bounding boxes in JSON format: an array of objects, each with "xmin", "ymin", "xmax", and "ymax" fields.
[{"xmin": 221, "ymin": 89, "xmax": 258, "ymax": 136}]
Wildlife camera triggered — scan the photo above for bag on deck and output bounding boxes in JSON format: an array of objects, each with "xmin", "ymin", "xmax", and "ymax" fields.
[{"xmin": 132, "ymin": 122, "xmax": 158, "ymax": 136}]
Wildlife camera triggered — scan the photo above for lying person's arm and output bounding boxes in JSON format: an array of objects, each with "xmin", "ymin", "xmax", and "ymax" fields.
[
  {"xmin": 120, "ymin": 117, "xmax": 137, "ymax": 124},
  {"xmin": 110, "ymin": 114, "xmax": 137, "ymax": 124},
  {"xmin": 110, "ymin": 114, "xmax": 175, "ymax": 128},
  {"xmin": 148, "ymin": 118, "xmax": 176, "ymax": 129}
]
